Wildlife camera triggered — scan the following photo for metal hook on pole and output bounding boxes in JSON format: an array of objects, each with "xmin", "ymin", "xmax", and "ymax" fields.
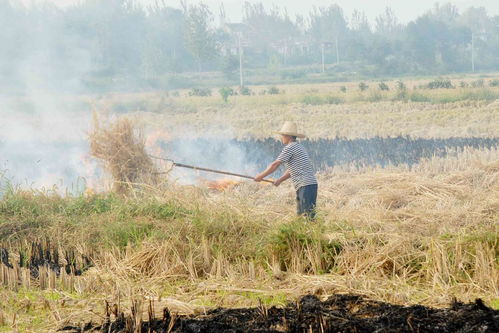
[{"xmin": 148, "ymin": 155, "xmax": 274, "ymax": 183}]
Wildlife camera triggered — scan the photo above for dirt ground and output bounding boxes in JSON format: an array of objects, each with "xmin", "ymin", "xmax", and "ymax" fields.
[{"xmin": 59, "ymin": 294, "xmax": 499, "ymax": 332}]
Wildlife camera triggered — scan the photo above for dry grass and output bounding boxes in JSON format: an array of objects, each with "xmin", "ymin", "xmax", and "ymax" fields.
[
  {"xmin": 130, "ymin": 98, "xmax": 499, "ymax": 139},
  {"xmin": 89, "ymin": 113, "xmax": 159, "ymax": 194},
  {"xmin": 2, "ymin": 147, "xmax": 496, "ymax": 331},
  {"xmin": 1, "ymin": 77, "xmax": 499, "ymax": 331},
  {"xmin": 80, "ymin": 77, "xmax": 499, "ymax": 140}
]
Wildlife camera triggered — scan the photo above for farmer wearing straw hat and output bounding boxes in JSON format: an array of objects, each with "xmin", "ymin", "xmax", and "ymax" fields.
[{"xmin": 255, "ymin": 121, "xmax": 318, "ymax": 219}]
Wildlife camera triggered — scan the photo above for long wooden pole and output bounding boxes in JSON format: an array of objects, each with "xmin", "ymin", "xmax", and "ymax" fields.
[{"xmin": 150, "ymin": 156, "xmax": 274, "ymax": 183}]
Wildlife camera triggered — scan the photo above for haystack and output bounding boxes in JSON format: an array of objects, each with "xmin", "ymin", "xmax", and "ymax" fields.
[{"xmin": 89, "ymin": 114, "xmax": 159, "ymax": 194}]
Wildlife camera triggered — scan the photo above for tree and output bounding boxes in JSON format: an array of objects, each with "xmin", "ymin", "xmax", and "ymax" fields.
[
  {"xmin": 458, "ymin": 7, "xmax": 492, "ymax": 34},
  {"xmin": 350, "ymin": 10, "xmax": 370, "ymax": 33},
  {"xmin": 242, "ymin": 2, "xmax": 300, "ymax": 62},
  {"xmin": 375, "ymin": 7, "xmax": 400, "ymax": 35},
  {"xmin": 406, "ymin": 15, "xmax": 447, "ymax": 70},
  {"xmin": 141, "ymin": 5, "xmax": 188, "ymax": 75},
  {"xmin": 185, "ymin": 4, "xmax": 216, "ymax": 73},
  {"xmin": 344, "ymin": 10, "xmax": 372, "ymax": 62},
  {"xmin": 309, "ymin": 5, "xmax": 347, "ymax": 64},
  {"xmin": 430, "ymin": 3, "xmax": 459, "ymax": 23}
]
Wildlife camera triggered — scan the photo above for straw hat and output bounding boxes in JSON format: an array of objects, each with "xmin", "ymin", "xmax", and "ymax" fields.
[{"xmin": 275, "ymin": 121, "xmax": 306, "ymax": 138}]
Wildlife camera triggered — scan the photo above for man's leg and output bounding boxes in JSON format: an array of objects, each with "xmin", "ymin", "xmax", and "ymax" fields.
[
  {"xmin": 302, "ymin": 184, "xmax": 318, "ymax": 219},
  {"xmin": 296, "ymin": 187, "xmax": 305, "ymax": 215},
  {"xmin": 297, "ymin": 185, "xmax": 317, "ymax": 219}
]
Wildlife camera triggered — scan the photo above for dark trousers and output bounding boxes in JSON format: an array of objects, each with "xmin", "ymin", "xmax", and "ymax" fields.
[{"xmin": 296, "ymin": 184, "xmax": 318, "ymax": 219}]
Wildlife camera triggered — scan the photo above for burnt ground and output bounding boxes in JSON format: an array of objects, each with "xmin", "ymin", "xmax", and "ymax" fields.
[
  {"xmin": 59, "ymin": 294, "xmax": 499, "ymax": 333},
  {"xmin": 0, "ymin": 242, "xmax": 92, "ymax": 277}
]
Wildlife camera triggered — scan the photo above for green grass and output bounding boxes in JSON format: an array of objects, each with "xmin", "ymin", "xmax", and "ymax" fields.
[
  {"xmin": 0, "ymin": 190, "xmax": 495, "ymax": 273},
  {"xmin": 240, "ymin": 291, "xmax": 288, "ymax": 307},
  {"xmin": 302, "ymin": 95, "xmax": 343, "ymax": 105},
  {"xmin": 0, "ymin": 188, "xmax": 497, "ymax": 329},
  {"xmin": 270, "ymin": 220, "xmax": 343, "ymax": 273},
  {"xmin": 491, "ymin": 298, "xmax": 499, "ymax": 310},
  {"xmin": 0, "ymin": 190, "xmax": 349, "ymax": 277}
]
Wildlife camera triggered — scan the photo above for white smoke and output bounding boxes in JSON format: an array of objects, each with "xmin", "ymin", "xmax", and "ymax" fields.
[{"xmin": 0, "ymin": 6, "xmax": 97, "ymax": 194}]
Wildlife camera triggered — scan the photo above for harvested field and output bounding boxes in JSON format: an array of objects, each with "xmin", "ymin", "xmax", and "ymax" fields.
[
  {"xmin": 60, "ymin": 294, "xmax": 499, "ymax": 333},
  {"xmin": 1, "ymin": 80, "xmax": 498, "ymax": 332},
  {"xmin": 136, "ymin": 98, "xmax": 499, "ymax": 139},
  {"xmin": 0, "ymin": 147, "xmax": 497, "ymax": 331}
]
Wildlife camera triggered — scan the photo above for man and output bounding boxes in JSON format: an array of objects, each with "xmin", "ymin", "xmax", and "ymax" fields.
[{"xmin": 255, "ymin": 121, "xmax": 318, "ymax": 219}]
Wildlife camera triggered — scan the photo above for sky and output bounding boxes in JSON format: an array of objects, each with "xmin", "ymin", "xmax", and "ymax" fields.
[{"xmin": 18, "ymin": 0, "xmax": 499, "ymax": 24}]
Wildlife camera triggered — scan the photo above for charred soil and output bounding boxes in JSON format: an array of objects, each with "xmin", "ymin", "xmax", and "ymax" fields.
[{"xmin": 59, "ymin": 294, "xmax": 499, "ymax": 332}]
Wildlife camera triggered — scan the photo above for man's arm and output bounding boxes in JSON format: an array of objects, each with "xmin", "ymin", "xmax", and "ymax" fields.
[
  {"xmin": 254, "ymin": 160, "xmax": 282, "ymax": 182},
  {"xmin": 273, "ymin": 170, "xmax": 290, "ymax": 186}
]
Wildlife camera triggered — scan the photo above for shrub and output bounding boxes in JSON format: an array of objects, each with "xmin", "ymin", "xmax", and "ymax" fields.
[
  {"xmin": 489, "ymin": 79, "xmax": 499, "ymax": 87},
  {"xmin": 427, "ymin": 79, "xmax": 454, "ymax": 89},
  {"xmin": 358, "ymin": 82, "xmax": 369, "ymax": 92},
  {"xmin": 267, "ymin": 86, "xmax": 280, "ymax": 95},
  {"xmin": 339, "ymin": 86, "xmax": 347, "ymax": 93},
  {"xmin": 239, "ymin": 86, "xmax": 252, "ymax": 95},
  {"xmin": 219, "ymin": 87, "xmax": 234, "ymax": 103},
  {"xmin": 378, "ymin": 82, "xmax": 390, "ymax": 91},
  {"xmin": 188, "ymin": 88, "xmax": 212, "ymax": 97},
  {"xmin": 302, "ymin": 95, "xmax": 343, "ymax": 105},
  {"xmin": 459, "ymin": 81, "xmax": 469, "ymax": 88}
]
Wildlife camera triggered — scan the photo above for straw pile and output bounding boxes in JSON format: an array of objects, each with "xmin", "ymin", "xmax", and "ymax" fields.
[{"xmin": 89, "ymin": 114, "xmax": 159, "ymax": 194}]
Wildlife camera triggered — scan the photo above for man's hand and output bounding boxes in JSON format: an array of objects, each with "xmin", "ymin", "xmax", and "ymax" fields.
[
  {"xmin": 254, "ymin": 174, "xmax": 265, "ymax": 182},
  {"xmin": 255, "ymin": 160, "xmax": 281, "ymax": 182},
  {"xmin": 273, "ymin": 179, "xmax": 282, "ymax": 187}
]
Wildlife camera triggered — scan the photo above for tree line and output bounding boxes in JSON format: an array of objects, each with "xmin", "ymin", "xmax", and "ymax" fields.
[{"xmin": 0, "ymin": 0, "xmax": 498, "ymax": 92}]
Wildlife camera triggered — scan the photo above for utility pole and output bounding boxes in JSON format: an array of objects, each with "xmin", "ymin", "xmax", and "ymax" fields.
[
  {"xmin": 321, "ymin": 42, "xmax": 325, "ymax": 73},
  {"xmin": 284, "ymin": 40, "xmax": 288, "ymax": 66},
  {"xmin": 335, "ymin": 35, "xmax": 339, "ymax": 65},
  {"xmin": 471, "ymin": 32, "xmax": 475, "ymax": 73},
  {"xmin": 238, "ymin": 32, "xmax": 244, "ymax": 87}
]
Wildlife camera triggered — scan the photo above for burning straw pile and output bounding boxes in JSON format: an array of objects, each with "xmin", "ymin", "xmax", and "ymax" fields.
[{"xmin": 90, "ymin": 114, "xmax": 159, "ymax": 194}]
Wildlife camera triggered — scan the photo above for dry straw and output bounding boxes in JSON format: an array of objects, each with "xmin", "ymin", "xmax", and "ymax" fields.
[{"xmin": 89, "ymin": 113, "xmax": 159, "ymax": 194}]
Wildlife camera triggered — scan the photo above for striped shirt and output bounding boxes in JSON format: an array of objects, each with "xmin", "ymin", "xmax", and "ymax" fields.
[{"xmin": 277, "ymin": 142, "xmax": 317, "ymax": 190}]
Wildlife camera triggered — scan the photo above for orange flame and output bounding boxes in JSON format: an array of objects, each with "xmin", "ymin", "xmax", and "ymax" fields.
[
  {"xmin": 201, "ymin": 178, "xmax": 274, "ymax": 191},
  {"xmin": 202, "ymin": 178, "xmax": 241, "ymax": 191}
]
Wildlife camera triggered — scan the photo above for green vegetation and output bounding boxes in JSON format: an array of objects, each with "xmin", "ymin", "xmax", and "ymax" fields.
[
  {"xmin": 378, "ymin": 82, "xmax": 390, "ymax": 91},
  {"xmin": 302, "ymin": 95, "xmax": 343, "ymax": 105},
  {"xmin": 426, "ymin": 79, "xmax": 454, "ymax": 89},
  {"xmin": 219, "ymin": 87, "xmax": 234, "ymax": 103},
  {"xmin": 189, "ymin": 88, "xmax": 212, "ymax": 96},
  {"xmin": 358, "ymin": 82, "xmax": 369, "ymax": 91},
  {"xmin": 0, "ymin": 146, "xmax": 497, "ymax": 330},
  {"xmin": 2, "ymin": 2, "xmax": 499, "ymax": 93},
  {"xmin": 0, "ymin": 189, "xmax": 494, "ymax": 275}
]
